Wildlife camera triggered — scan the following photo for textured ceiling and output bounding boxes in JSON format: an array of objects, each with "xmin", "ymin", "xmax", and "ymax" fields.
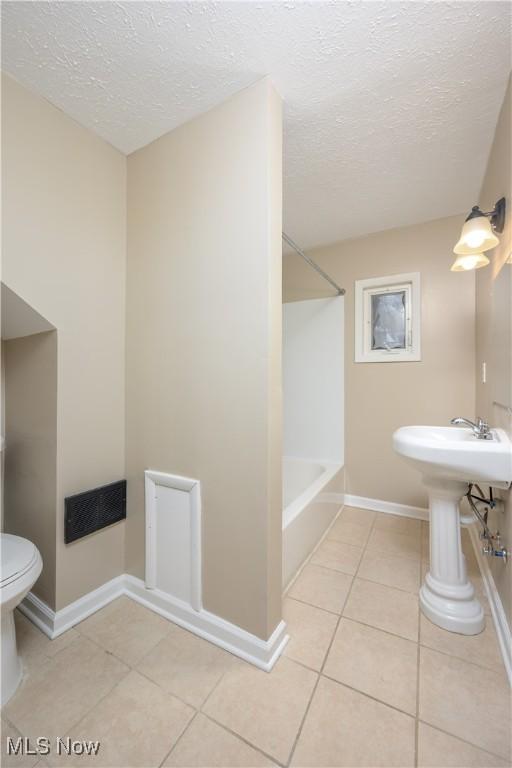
[{"xmin": 2, "ymin": 1, "xmax": 511, "ymax": 248}]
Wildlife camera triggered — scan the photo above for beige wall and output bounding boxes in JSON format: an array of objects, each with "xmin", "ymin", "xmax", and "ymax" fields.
[
  {"xmin": 3, "ymin": 332, "xmax": 57, "ymax": 606},
  {"xmin": 475, "ymin": 78, "xmax": 511, "ymax": 625},
  {"xmin": 125, "ymin": 78, "xmax": 283, "ymax": 640},
  {"xmin": 284, "ymin": 215, "xmax": 476, "ymax": 509},
  {"xmin": 2, "ymin": 74, "xmax": 127, "ymax": 610}
]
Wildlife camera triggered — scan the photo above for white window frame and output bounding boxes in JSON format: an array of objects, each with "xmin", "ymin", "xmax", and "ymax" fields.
[{"xmin": 355, "ymin": 272, "xmax": 421, "ymax": 363}]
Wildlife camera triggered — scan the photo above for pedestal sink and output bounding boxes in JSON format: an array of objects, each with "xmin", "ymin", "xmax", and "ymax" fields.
[{"xmin": 393, "ymin": 425, "xmax": 512, "ymax": 635}]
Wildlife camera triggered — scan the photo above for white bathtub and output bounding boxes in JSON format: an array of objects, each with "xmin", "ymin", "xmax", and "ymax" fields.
[{"xmin": 282, "ymin": 456, "xmax": 343, "ymax": 589}]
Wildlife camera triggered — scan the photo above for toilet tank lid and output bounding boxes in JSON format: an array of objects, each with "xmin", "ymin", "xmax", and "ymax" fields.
[{"xmin": 1, "ymin": 534, "xmax": 37, "ymax": 585}]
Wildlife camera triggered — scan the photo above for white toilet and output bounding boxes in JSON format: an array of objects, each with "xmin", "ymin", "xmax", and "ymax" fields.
[{"xmin": 1, "ymin": 533, "xmax": 43, "ymax": 705}]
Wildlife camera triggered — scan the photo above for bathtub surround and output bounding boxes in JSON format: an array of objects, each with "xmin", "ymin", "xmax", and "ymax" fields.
[
  {"xmin": 283, "ymin": 297, "xmax": 344, "ymax": 463},
  {"xmin": 1, "ymin": 73, "xmax": 127, "ymax": 612},
  {"xmin": 475, "ymin": 77, "xmax": 511, "ymax": 630},
  {"xmin": 282, "ymin": 296, "xmax": 345, "ymax": 586},
  {"xmin": 283, "ymin": 214, "xmax": 476, "ymax": 511},
  {"xmin": 125, "ymin": 78, "xmax": 283, "ymax": 642},
  {"xmin": 282, "ymin": 460, "xmax": 344, "ymax": 589}
]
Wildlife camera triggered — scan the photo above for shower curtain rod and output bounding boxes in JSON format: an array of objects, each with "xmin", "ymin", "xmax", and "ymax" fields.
[{"xmin": 282, "ymin": 232, "xmax": 345, "ymax": 296}]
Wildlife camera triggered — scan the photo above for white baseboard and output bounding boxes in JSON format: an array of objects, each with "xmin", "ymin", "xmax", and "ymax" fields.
[
  {"xmin": 19, "ymin": 575, "xmax": 125, "ymax": 640},
  {"xmin": 18, "ymin": 591, "xmax": 56, "ymax": 638},
  {"xmin": 125, "ymin": 575, "xmax": 288, "ymax": 671},
  {"xmin": 344, "ymin": 493, "xmax": 429, "ymax": 521},
  {"xmin": 20, "ymin": 574, "xmax": 288, "ymax": 672},
  {"xmin": 467, "ymin": 525, "xmax": 512, "ymax": 686}
]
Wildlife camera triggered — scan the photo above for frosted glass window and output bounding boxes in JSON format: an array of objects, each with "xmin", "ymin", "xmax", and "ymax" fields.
[
  {"xmin": 371, "ymin": 291, "xmax": 406, "ymax": 350},
  {"xmin": 355, "ymin": 272, "xmax": 421, "ymax": 362}
]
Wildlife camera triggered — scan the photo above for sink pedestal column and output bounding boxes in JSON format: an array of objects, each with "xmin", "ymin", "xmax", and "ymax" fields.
[{"xmin": 420, "ymin": 477, "xmax": 484, "ymax": 636}]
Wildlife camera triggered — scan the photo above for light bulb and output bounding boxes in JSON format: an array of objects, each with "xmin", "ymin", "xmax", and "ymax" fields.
[
  {"xmin": 454, "ymin": 215, "xmax": 499, "ymax": 255},
  {"xmin": 451, "ymin": 254, "xmax": 490, "ymax": 272},
  {"xmin": 465, "ymin": 231, "xmax": 486, "ymax": 249},
  {"xmin": 460, "ymin": 256, "xmax": 479, "ymax": 270}
]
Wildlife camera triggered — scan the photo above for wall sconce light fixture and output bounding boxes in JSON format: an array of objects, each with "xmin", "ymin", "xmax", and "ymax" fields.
[{"xmin": 451, "ymin": 197, "xmax": 506, "ymax": 272}]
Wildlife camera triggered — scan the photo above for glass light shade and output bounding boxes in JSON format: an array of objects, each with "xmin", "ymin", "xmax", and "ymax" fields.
[
  {"xmin": 453, "ymin": 216, "xmax": 499, "ymax": 255},
  {"xmin": 450, "ymin": 253, "xmax": 490, "ymax": 272}
]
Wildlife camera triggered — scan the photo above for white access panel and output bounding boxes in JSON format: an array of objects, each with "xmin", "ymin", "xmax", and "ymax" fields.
[{"xmin": 145, "ymin": 470, "xmax": 201, "ymax": 611}]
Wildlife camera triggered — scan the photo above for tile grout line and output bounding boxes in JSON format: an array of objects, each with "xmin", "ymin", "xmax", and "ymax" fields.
[
  {"xmin": 189, "ymin": 658, "xmax": 287, "ymax": 768},
  {"xmin": 74, "ymin": 619, "xmax": 178, "ymax": 746},
  {"xmin": 202, "ymin": 711, "xmax": 287, "ymax": 768},
  {"xmin": 25, "ymin": 612, "xmax": 240, "ymax": 768},
  {"xmin": 200, "ymin": 653, "xmax": 291, "ymax": 766},
  {"xmin": 331, "ymin": 612, "xmax": 418, "ymax": 645},
  {"xmin": 132, "ymin": 664, "xmax": 200, "ymax": 713},
  {"xmin": 55, "ymin": 613, "xmax": 206, "ymax": 764},
  {"xmin": 283, "ymin": 503, "xmax": 347, "ymax": 596},
  {"xmin": 284, "ymin": 594, "xmax": 343, "ymax": 618},
  {"xmin": 287, "ymin": 510, "xmax": 433, "ymax": 765},
  {"xmin": 416, "ymin": 522, "xmax": 510, "ymax": 764},
  {"xmin": 416, "ymin": 719, "xmax": 512, "ymax": 763},
  {"xmin": 417, "ymin": 636, "xmax": 506, "ymax": 676},
  {"xmin": 285, "ymin": 638, "xmax": 419, "ymax": 721},
  {"xmin": 320, "ymin": 672, "xmax": 417, "ymax": 719},
  {"xmin": 139, "ymin": 651, "xmax": 284, "ymax": 767},
  {"xmin": 293, "ymin": 559, "xmax": 361, "ymax": 580},
  {"xmin": 157, "ymin": 710, "xmax": 199, "ymax": 768},
  {"xmin": 4, "ymin": 631, "xmax": 134, "ymax": 746},
  {"xmin": 284, "ymin": 607, "xmax": 343, "ymax": 767},
  {"xmin": 47, "ymin": 663, "xmax": 134, "ymax": 756},
  {"xmin": 285, "ymin": 593, "xmax": 345, "ymax": 617},
  {"xmin": 289, "ymin": 513, "xmax": 505, "ymax": 671},
  {"xmin": 285, "ymin": 508, "xmax": 379, "ymax": 767},
  {"xmin": 364, "ymin": 546, "xmax": 422, "ymax": 563},
  {"xmin": 350, "ymin": 569, "xmax": 421, "ymax": 596}
]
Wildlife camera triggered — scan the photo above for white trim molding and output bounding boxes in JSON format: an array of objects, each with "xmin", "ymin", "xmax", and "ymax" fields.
[
  {"xmin": 19, "ymin": 575, "xmax": 125, "ymax": 640},
  {"xmin": 144, "ymin": 469, "xmax": 202, "ymax": 612},
  {"xmin": 20, "ymin": 575, "xmax": 288, "ymax": 672},
  {"xmin": 355, "ymin": 272, "xmax": 421, "ymax": 363},
  {"xmin": 18, "ymin": 591, "xmax": 56, "ymax": 638},
  {"xmin": 343, "ymin": 493, "xmax": 429, "ymax": 520},
  {"xmin": 467, "ymin": 524, "xmax": 512, "ymax": 686},
  {"xmin": 125, "ymin": 575, "xmax": 288, "ymax": 671}
]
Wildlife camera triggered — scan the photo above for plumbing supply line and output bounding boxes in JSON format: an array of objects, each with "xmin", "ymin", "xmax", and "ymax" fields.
[
  {"xmin": 466, "ymin": 483, "xmax": 508, "ymax": 561},
  {"xmin": 466, "ymin": 484, "xmax": 494, "ymax": 542}
]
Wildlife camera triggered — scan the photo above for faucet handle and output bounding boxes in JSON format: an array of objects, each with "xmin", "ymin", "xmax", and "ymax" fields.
[{"xmin": 476, "ymin": 417, "xmax": 492, "ymax": 440}]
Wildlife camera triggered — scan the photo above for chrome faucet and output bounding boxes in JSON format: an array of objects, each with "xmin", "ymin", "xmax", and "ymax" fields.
[{"xmin": 450, "ymin": 416, "xmax": 493, "ymax": 440}]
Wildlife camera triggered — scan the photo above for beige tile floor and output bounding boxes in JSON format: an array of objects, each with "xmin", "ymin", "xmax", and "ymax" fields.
[{"xmin": 1, "ymin": 508, "xmax": 510, "ymax": 768}]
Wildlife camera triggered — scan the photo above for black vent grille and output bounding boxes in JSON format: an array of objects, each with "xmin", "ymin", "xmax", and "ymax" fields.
[{"xmin": 65, "ymin": 480, "xmax": 126, "ymax": 544}]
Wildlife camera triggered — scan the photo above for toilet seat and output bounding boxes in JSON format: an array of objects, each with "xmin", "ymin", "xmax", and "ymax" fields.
[
  {"xmin": 0, "ymin": 533, "xmax": 43, "ymax": 706},
  {"xmin": 1, "ymin": 534, "xmax": 39, "ymax": 590}
]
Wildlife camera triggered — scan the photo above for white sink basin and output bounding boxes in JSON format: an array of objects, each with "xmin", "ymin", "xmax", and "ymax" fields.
[
  {"xmin": 393, "ymin": 423, "xmax": 512, "ymax": 636},
  {"xmin": 393, "ymin": 425, "xmax": 512, "ymax": 489}
]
